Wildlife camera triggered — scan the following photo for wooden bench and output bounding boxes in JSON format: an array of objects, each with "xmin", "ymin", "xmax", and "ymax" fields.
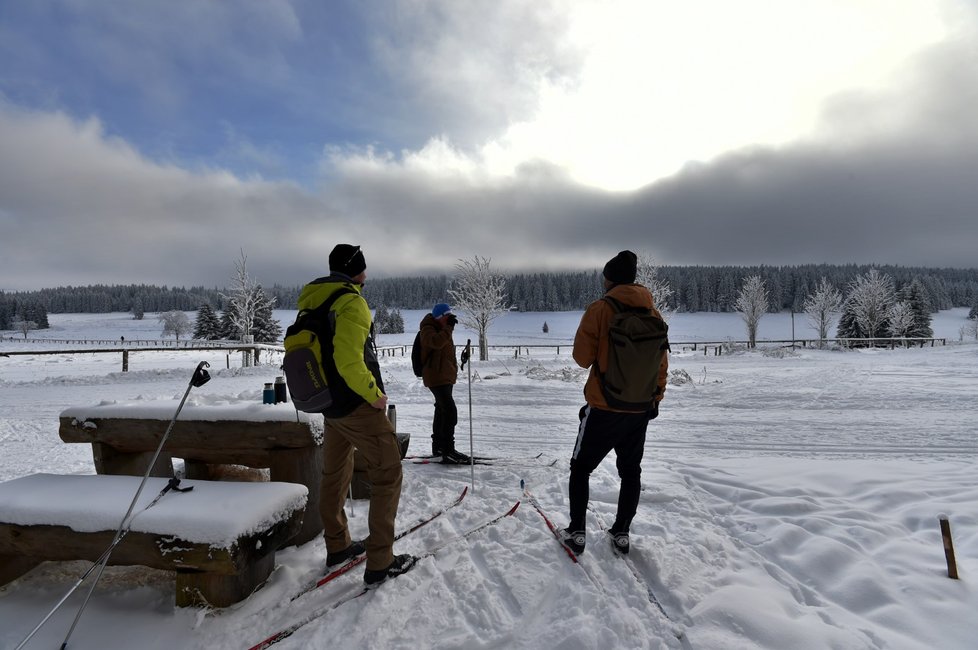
[
  {"xmin": 0, "ymin": 473, "xmax": 307, "ymax": 607},
  {"xmin": 59, "ymin": 402, "xmax": 324, "ymax": 545}
]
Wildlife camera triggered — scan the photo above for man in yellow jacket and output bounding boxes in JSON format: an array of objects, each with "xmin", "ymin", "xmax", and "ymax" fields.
[
  {"xmin": 560, "ymin": 250, "xmax": 668, "ymax": 556},
  {"xmin": 297, "ymin": 244, "xmax": 415, "ymax": 586}
]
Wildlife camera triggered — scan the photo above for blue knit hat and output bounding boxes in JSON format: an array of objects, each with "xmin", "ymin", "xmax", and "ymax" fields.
[{"xmin": 432, "ymin": 303, "xmax": 452, "ymax": 318}]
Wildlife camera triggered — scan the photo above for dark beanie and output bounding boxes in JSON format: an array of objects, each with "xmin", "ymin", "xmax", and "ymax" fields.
[
  {"xmin": 603, "ymin": 250, "xmax": 637, "ymax": 285},
  {"xmin": 329, "ymin": 244, "xmax": 366, "ymax": 277}
]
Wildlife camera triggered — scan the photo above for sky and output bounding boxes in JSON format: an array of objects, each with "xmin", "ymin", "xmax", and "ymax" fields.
[{"xmin": 1, "ymin": 0, "xmax": 977, "ymax": 292}]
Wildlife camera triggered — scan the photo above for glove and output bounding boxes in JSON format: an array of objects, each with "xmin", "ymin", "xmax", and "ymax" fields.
[
  {"xmin": 649, "ymin": 401, "xmax": 659, "ymax": 420},
  {"xmin": 446, "ymin": 314, "xmax": 458, "ymax": 328}
]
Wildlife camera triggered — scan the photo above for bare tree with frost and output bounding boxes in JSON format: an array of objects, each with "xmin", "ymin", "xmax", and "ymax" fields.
[
  {"xmin": 841, "ymin": 268, "xmax": 895, "ymax": 343},
  {"xmin": 803, "ymin": 277, "xmax": 842, "ymax": 348},
  {"xmin": 887, "ymin": 301, "xmax": 915, "ymax": 340},
  {"xmin": 158, "ymin": 310, "xmax": 191, "ymax": 341},
  {"xmin": 735, "ymin": 275, "xmax": 768, "ymax": 348},
  {"xmin": 448, "ymin": 256, "xmax": 510, "ymax": 361},
  {"xmin": 636, "ymin": 252, "xmax": 674, "ymax": 321},
  {"xmin": 220, "ymin": 250, "xmax": 276, "ymax": 344}
]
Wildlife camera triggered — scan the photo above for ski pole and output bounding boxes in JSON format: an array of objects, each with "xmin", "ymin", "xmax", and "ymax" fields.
[
  {"xmin": 57, "ymin": 361, "xmax": 210, "ymax": 650},
  {"xmin": 14, "ymin": 477, "xmax": 193, "ymax": 650},
  {"xmin": 460, "ymin": 339, "xmax": 474, "ymax": 490}
]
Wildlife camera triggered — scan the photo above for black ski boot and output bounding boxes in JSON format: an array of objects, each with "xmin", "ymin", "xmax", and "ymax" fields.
[
  {"xmin": 326, "ymin": 539, "xmax": 366, "ymax": 568},
  {"xmin": 363, "ymin": 553, "xmax": 418, "ymax": 587},
  {"xmin": 609, "ymin": 529, "xmax": 630, "ymax": 555},
  {"xmin": 440, "ymin": 449, "xmax": 472, "ymax": 464},
  {"xmin": 558, "ymin": 528, "xmax": 586, "ymax": 556}
]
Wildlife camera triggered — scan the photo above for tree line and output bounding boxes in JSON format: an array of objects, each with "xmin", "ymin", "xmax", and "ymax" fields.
[{"xmin": 4, "ymin": 264, "xmax": 978, "ymax": 320}]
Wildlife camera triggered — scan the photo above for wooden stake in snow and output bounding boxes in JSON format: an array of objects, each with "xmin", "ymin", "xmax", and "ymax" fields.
[{"xmin": 939, "ymin": 516, "xmax": 959, "ymax": 580}]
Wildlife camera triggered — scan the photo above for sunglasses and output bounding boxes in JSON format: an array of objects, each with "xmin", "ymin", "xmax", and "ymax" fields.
[{"xmin": 343, "ymin": 245, "xmax": 362, "ymax": 267}]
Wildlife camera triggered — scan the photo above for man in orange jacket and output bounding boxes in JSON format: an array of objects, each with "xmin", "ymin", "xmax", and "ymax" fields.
[{"xmin": 560, "ymin": 250, "xmax": 668, "ymax": 556}]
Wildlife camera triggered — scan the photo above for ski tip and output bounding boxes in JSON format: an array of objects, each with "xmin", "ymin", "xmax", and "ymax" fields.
[{"xmin": 507, "ymin": 501, "xmax": 521, "ymax": 516}]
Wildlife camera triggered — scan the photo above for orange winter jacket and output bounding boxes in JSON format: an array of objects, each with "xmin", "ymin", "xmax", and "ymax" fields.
[
  {"xmin": 419, "ymin": 313, "xmax": 458, "ymax": 388},
  {"xmin": 573, "ymin": 283, "xmax": 668, "ymax": 413}
]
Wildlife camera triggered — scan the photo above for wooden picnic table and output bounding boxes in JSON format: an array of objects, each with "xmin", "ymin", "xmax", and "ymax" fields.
[{"xmin": 59, "ymin": 401, "xmax": 324, "ymax": 545}]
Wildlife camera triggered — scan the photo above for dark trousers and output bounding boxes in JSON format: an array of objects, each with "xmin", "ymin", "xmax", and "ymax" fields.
[
  {"xmin": 429, "ymin": 384, "xmax": 458, "ymax": 453},
  {"xmin": 568, "ymin": 404, "xmax": 648, "ymax": 533}
]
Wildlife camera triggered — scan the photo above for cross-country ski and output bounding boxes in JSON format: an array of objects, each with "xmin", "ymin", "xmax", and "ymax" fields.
[{"xmin": 247, "ymin": 501, "xmax": 521, "ymax": 650}]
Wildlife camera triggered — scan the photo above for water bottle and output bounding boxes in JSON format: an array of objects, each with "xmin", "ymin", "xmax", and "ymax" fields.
[
  {"xmin": 387, "ymin": 403, "xmax": 397, "ymax": 431},
  {"xmin": 263, "ymin": 383, "xmax": 275, "ymax": 404},
  {"xmin": 274, "ymin": 376, "xmax": 287, "ymax": 404}
]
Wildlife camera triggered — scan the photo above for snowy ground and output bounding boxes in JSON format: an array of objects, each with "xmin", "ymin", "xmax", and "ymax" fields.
[{"xmin": 1, "ymin": 309, "xmax": 976, "ymax": 649}]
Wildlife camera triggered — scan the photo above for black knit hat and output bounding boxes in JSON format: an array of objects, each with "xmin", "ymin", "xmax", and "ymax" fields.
[
  {"xmin": 603, "ymin": 250, "xmax": 637, "ymax": 285},
  {"xmin": 329, "ymin": 244, "xmax": 366, "ymax": 277}
]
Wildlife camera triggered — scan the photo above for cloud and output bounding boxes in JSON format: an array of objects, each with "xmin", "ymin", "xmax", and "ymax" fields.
[{"xmin": 1, "ymin": 3, "xmax": 977, "ymax": 293}]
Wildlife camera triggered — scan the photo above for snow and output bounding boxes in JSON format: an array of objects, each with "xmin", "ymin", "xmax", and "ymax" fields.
[
  {"xmin": 1, "ymin": 308, "xmax": 977, "ymax": 649},
  {"xmin": 0, "ymin": 474, "xmax": 307, "ymax": 547}
]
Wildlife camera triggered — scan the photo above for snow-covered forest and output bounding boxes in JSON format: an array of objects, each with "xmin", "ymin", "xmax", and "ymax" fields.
[{"xmin": 4, "ymin": 263, "xmax": 978, "ymax": 317}]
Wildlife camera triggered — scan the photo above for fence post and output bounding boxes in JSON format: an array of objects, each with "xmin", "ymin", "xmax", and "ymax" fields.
[
  {"xmin": 939, "ymin": 516, "xmax": 959, "ymax": 579},
  {"xmin": 122, "ymin": 350, "xmax": 129, "ymax": 372}
]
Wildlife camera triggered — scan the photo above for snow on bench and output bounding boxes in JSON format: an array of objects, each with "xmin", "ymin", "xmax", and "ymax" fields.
[
  {"xmin": 59, "ymin": 399, "xmax": 325, "ymax": 545},
  {"xmin": 0, "ymin": 473, "xmax": 307, "ymax": 607}
]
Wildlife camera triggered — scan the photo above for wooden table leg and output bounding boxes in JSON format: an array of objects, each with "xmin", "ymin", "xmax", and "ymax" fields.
[
  {"xmin": 92, "ymin": 442, "xmax": 173, "ymax": 478},
  {"xmin": 268, "ymin": 446, "xmax": 323, "ymax": 546}
]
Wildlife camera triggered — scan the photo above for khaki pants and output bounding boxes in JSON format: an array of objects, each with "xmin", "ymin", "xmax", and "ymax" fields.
[{"xmin": 321, "ymin": 403, "xmax": 401, "ymax": 570}]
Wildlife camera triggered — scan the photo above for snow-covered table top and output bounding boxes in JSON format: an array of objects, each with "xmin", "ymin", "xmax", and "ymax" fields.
[
  {"xmin": 0, "ymin": 474, "xmax": 308, "ymax": 548},
  {"xmin": 61, "ymin": 399, "xmax": 315, "ymax": 424}
]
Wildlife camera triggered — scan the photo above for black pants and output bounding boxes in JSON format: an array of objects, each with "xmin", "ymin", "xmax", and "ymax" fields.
[
  {"xmin": 429, "ymin": 384, "xmax": 458, "ymax": 453},
  {"xmin": 568, "ymin": 404, "xmax": 648, "ymax": 533}
]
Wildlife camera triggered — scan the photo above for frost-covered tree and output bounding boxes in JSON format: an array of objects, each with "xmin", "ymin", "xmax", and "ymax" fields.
[
  {"xmin": 887, "ymin": 301, "xmax": 915, "ymax": 339},
  {"xmin": 803, "ymin": 277, "xmax": 842, "ymax": 348},
  {"xmin": 13, "ymin": 319, "xmax": 37, "ymax": 339},
  {"xmin": 219, "ymin": 308, "xmax": 239, "ymax": 340},
  {"xmin": 380, "ymin": 307, "xmax": 404, "ymax": 334},
  {"xmin": 131, "ymin": 298, "xmax": 145, "ymax": 320},
  {"xmin": 250, "ymin": 288, "xmax": 283, "ymax": 343},
  {"xmin": 838, "ymin": 269, "xmax": 895, "ymax": 343},
  {"xmin": 448, "ymin": 256, "xmax": 510, "ymax": 360},
  {"xmin": 220, "ymin": 250, "xmax": 275, "ymax": 343},
  {"xmin": 897, "ymin": 278, "xmax": 933, "ymax": 338},
  {"xmin": 158, "ymin": 310, "xmax": 191, "ymax": 340},
  {"xmin": 374, "ymin": 305, "xmax": 405, "ymax": 334},
  {"xmin": 636, "ymin": 252, "xmax": 675, "ymax": 320},
  {"xmin": 969, "ymin": 304, "xmax": 978, "ymax": 320},
  {"xmin": 17, "ymin": 302, "xmax": 49, "ymax": 330},
  {"xmin": 193, "ymin": 304, "xmax": 223, "ymax": 340},
  {"xmin": 735, "ymin": 275, "xmax": 768, "ymax": 348}
]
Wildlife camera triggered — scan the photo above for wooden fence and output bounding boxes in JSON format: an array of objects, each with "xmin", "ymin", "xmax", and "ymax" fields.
[{"xmin": 2, "ymin": 337, "xmax": 949, "ymax": 371}]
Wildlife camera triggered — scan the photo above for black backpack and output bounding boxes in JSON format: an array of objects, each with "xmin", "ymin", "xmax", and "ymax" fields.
[
  {"xmin": 598, "ymin": 296, "xmax": 670, "ymax": 411},
  {"xmin": 411, "ymin": 330, "xmax": 426, "ymax": 377},
  {"xmin": 282, "ymin": 287, "xmax": 356, "ymax": 413}
]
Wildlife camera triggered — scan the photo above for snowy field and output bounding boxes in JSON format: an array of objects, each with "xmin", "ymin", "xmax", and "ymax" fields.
[{"xmin": 1, "ymin": 309, "xmax": 977, "ymax": 649}]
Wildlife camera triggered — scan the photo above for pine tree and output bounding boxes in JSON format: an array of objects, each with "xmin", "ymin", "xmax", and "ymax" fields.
[
  {"xmin": 193, "ymin": 304, "xmax": 222, "ymax": 340},
  {"xmin": 250, "ymin": 286, "xmax": 282, "ymax": 343},
  {"xmin": 219, "ymin": 309, "xmax": 240, "ymax": 340},
  {"xmin": 897, "ymin": 278, "xmax": 933, "ymax": 338}
]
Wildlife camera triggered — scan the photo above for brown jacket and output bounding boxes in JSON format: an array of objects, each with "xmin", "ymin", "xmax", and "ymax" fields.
[
  {"xmin": 573, "ymin": 283, "xmax": 668, "ymax": 412},
  {"xmin": 419, "ymin": 314, "xmax": 458, "ymax": 387}
]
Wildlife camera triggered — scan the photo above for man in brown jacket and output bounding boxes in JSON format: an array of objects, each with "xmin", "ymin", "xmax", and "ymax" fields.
[
  {"xmin": 560, "ymin": 250, "xmax": 668, "ymax": 556},
  {"xmin": 418, "ymin": 303, "xmax": 470, "ymax": 464}
]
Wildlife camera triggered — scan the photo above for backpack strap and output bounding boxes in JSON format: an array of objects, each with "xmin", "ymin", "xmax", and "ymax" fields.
[
  {"xmin": 292, "ymin": 286, "xmax": 359, "ymax": 346},
  {"xmin": 602, "ymin": 295, "xmax": 649, "ymax": 315}
]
